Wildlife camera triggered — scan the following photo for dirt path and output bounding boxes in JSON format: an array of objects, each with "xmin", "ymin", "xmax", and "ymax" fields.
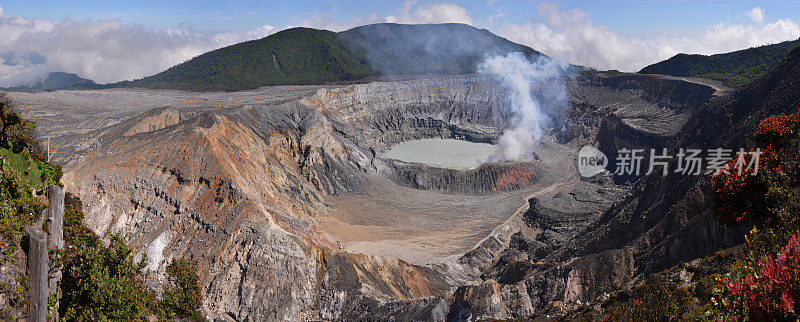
[{"xmin": 469, "ymin": 176, "xmax": 576, "ymax": 250}]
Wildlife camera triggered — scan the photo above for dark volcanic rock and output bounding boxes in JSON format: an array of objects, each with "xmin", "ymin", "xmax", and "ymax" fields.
[{"xmin": 389, "ymin": 162, "xmax": 540, "ymax": 194}]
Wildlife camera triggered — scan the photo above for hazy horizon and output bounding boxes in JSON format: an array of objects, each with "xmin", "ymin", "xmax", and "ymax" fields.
[{"xmin": 1, "ymin": 0, "xmax": 799, "ymax": 86}]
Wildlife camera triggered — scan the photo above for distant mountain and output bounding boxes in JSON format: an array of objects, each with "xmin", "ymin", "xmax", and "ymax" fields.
[
  {"xmin": 127, "ymin": 27, "xmax": 372, "ymax": 91},
  {"xmin": 122, "ymin": 23, "xmax": 547, "ymax": 91},
  {"xmin": 639, "ymin": 38, "xmax": 800, "ymax": 88},
  {"xmin": 3, "ymin": 72, "xmax": 96, "ymax": 91},
  {"xmin": 338, "ymin": 23, "xmax": 542, "ymax": 75}
]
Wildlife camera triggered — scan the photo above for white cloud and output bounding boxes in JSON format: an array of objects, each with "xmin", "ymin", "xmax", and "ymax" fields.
[
  {"xmin": 0, "ymin": 15, "xmax": 278, "ymax": 86},
  {"xmin": 487, "ymin": 9, "xmax": 504, "ymax": 26},
  {"xmin": 298, "ymin": 13, "xmax": 383, "ymax": 32},
  {"xmin": 0, "ymin": 1, "xmax": 476, "ymax": 86},
  {"xmin": 385, "ymin": 1, "xmax": 472, "ymax": 25},
  {"xmin": 298, "ymin": 1, "xmax": 473, "ymax": 31},
  {"xmin": 747, "ymin": 7, "xmax": 765, "ymax": 24},
  {"xmin": 500, "ymin": 3, "xmax": 800, "ymax": 72}
]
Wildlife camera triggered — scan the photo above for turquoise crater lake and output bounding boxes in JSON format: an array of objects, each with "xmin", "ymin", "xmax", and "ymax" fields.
[{"xmin": 384, "ymin": 139, "xmax": 498, "ymax": 170}]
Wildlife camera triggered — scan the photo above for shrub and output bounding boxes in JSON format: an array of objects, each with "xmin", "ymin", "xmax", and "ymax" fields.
[
  {"xmin": 161, "ymin": 259, "xmax": 204, "ymax": 321},
  {"xmin": 714, "ymin": 231, "xmax": 800, "ymax": 319},
  {"xmin": 604, "ymin": 275, "xmax": 694, "ymax": 321},
  {"xmin": 710, "ymin": 108, "xmax": 800, "ymax": 226},
  {"xmin": 0, "ymin": 165, "xmax": 44, "ymax": 262},
  {"xmin": 710, "ymin": 108, "xmax": 800, "ymax": 319},
  {"xmin": 710, "ymin": 154, "xmax": 770, "ymax": 226},
  {"xmin": 60, "ymin": 228, "xmax": 157, "ymax": 320}
]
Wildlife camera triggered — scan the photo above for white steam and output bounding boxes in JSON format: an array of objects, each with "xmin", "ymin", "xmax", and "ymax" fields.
[{"xmin": 479, "ymin": 53, "xmax": 568, "ymax": 161}]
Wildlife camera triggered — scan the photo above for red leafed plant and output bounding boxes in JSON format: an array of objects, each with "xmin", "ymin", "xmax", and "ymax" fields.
[
  {"xmin": 755, "ymin": 110, "xmax": 800, "ymax": 148},
  {"xmin": 709, "ymin": 108, "xmax": 800, "ymax": 319},
  {"xmin": 710, "ymin": 155, "xmax": 769, "ymax": 226},
  {"xmin": 716, "ymin": 231, "xmax": 800, "ymax": 319},
  {"xmin": 710, "ymin": 108, "xmax": 800, "ymax": 226}
]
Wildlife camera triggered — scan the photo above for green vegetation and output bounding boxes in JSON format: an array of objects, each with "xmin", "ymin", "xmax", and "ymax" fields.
[
  {"xmin": 162, "ymin": 260, "xmax": 204, "ymax": 321},
  {"xmin": 128, "ymin": 27, "xmax": 372, "ymax": 91},
  {"xmin": 61, "ymin": 195, "xmax": 204, "ymax": 320},
  {"xmin": 0, "ymin": 95, "xmax": 60, "ymax": 263},
  {"xmin": 0, "ymin": 167, "xmax": 45, "ymax": 262},
  {"xmin": 0, "ymin": 94, "xmax": 62, "ymax": 318},
  {"xmin": 639, "ymin": 39, "xmax": 800, "ymax": 88},
  {"xmin": 604, "ymin": 275, "xmax": 694, "ymax": 320}
]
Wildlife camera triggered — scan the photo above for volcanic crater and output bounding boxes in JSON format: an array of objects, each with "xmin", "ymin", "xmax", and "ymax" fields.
[{"xmin": 9, "ymin": 72, "xmax": 719, "ymax": 320}]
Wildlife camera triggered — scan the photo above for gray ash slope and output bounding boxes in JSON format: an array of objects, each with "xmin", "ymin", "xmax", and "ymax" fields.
[{"xmin": 7, "ymin": 66, "xmax": 757, "ymax": 320}]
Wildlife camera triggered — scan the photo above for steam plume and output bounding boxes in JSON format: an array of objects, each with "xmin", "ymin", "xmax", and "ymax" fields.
[{"xmin": 479, "ymin": 53, "xmax": 568, "ymax": 161}]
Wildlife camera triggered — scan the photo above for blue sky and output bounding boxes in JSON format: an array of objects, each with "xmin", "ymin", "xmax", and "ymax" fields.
[
  {"xmin": 0, "ymin": 1, "xmax": 799, "ymax": 85},
  {"xmin": 3, "ymin": 0, "xmax": 799, "ymax": 34}
]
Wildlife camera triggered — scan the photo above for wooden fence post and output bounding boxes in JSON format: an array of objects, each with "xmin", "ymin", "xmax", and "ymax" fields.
[
  {"xmin": 47, "ymin": 184, "xmax": 64, "ymax": 321},
  {"xmin": 47, "ymin": 185, "xmax": 64, "ymax": 250},
  {"xmin": 26, "ymin": 226, "xmax": 48, "ymax": 322}
]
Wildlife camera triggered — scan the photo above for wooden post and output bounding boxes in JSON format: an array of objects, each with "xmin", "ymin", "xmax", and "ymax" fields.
[
  {"xmin": 26, "ymin": 226, "xmax": 48, "ymax": 322},
  {"xmin": 47, "ymin": 184, "xmax": 64, "ymax": 321},
  {"xmin": 47, "ymin": 185, "xmax": 64, "ymax": 250}
]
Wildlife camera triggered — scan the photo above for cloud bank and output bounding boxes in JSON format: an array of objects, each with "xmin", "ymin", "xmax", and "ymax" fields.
[
  {"xmin": 0, "ymin": 13, "xmax": 277, "ymax": 86},
  {"xmin": 0, "ymin": 1, "xmax": 475, "ymax": 87},
  {"xmin": 2, "ymin": 2, "xmax": 800, "ymax": 87},
  {"xmin": 297, "ymin": 1, "xmax": 472, "ymax": 32},
  {"xmin": 385, "ymin": 1, "xmax": 472, "ymax": 25},
  {"xmin": 500, "ymin": 3, "xmax": 800, "ymax": 72}
]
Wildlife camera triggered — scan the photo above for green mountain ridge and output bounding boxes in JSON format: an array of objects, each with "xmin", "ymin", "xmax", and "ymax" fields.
[
  {"xmin": 639, "ymin": 38, "xmax": 800, "ymax": 88},
  {"xmin": 127, "ymin": 27, "xmax": 372, "ymax": 92},
  {"xmin": 120, "ymin": 23, "xmax": 547, "ymax": 91}
]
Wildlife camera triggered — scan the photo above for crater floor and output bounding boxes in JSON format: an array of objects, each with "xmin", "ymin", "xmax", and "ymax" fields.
[{"xmin": 319, "ymin": 138, "xmax": 578, "ymax": 265}]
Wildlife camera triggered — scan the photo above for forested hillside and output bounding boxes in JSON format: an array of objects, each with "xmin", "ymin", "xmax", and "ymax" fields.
[
  {"xmin": 640, "ymin": 39, "xmax": 800, "ymax": 87},
  {"xmin": 128, "ymin": 27, "xmax": 372, "ymax": 91}
]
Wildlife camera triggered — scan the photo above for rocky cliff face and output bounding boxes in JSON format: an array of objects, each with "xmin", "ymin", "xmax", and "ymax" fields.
[
  {"xmin": 9, "ymin": 70, "xmax": 738, "ymax": 320},
  {"xmin": 445, "ymin": 50, "xmax": 800, "ymax": 320}
]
